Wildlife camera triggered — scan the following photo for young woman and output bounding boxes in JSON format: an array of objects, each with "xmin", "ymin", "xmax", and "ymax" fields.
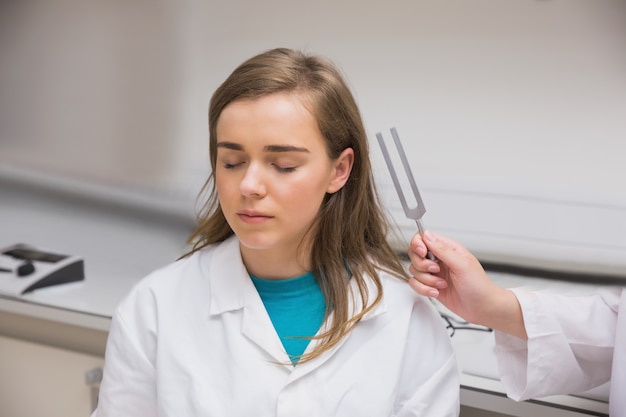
[{"xmin": 93, "ymin": 48, "xmax": 459, "ymax": 416}]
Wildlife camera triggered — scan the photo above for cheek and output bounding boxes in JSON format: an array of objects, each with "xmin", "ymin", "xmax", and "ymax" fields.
[
  {"xmin": 279, "ymin": 176, "xmax": 328, "ymax": 211},
  {"xmin": 215, "ymin": 174, "xmax": 235, "ymax": 203}
]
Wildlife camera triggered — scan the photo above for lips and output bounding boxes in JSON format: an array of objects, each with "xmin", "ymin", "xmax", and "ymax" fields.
[{"xmin": 237, "ymin": 210, "xmax": 274, "ymax": 224}]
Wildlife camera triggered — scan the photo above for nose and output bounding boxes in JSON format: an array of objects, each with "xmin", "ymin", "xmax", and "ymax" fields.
[{"xmin": 239, "ymin": 163, "xmax": 266, "ymax": 198}]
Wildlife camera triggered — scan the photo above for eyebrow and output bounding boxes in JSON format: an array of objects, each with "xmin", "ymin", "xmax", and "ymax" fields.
[{"xmin": 216, "ymin": 141, "xmax": 309, "ymax": 153}]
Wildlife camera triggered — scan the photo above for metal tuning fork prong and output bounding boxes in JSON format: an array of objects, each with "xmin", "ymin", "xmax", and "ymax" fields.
[{"xmin": 376, "ymin": 127, "xmax": 437, "ymax": 261}]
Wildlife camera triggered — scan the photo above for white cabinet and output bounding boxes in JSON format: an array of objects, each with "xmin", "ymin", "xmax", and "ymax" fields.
[{"xmin": 0, "ymin": 335, "xmax": 104, "ymax": 417}]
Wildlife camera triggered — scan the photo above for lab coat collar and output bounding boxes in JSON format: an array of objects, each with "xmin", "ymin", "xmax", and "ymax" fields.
[
  {"xmin": 203, "ymin": 236, "xmax": 387, "ymax": 321},
  {"xmin": 204, "ymin": 235, "xmax": 251, "ymax": 316},
  {"xmin": 204, "ymin": 236, "xmax": 288, "ymax": 364},
  {"xmin": 288, "ymin": 268, "xmax": 388, "ymax": 382},
  {"xmin": 202, "ymin": 236, "xmax": 389, "ymax": 372}
]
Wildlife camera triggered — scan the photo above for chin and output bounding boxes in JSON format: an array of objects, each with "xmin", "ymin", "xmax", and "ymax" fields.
[
  {"xmin": 236, "ymin": 231, "xmax": 306, "ymax": 256},
  {"xmin": 235, "ymin": 232, "xmax": 277, "ymax": 251}
]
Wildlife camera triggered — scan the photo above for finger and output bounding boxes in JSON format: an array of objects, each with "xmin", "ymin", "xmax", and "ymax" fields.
[
  {"xmin": 408, "ymin": 276, "xmax": 440, "ymax": 298},
  {"xmin": 409, "ymin": 233, "xmax": 428, "ymax": 258},
  {"xmin": 407, "ymin": 248, "xmax": 441, "ymax": 274},
  {"xmin": 408, "ymin": 264, "xmax": 446, "ymax": 286},
  {"xmin": 422, "ymin": 230, "xmax": 472, "ymax": 270}
]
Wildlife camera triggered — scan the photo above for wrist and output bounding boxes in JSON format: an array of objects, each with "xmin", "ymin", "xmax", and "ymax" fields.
[{"xmin": 484, "ymin": 288, "xmax": 528, "ymax": 340}]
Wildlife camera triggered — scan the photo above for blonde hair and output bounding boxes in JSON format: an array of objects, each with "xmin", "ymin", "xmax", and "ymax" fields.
[{"xmin": 184, "ymin": 48, "xmax": 407, "ymax": 363}]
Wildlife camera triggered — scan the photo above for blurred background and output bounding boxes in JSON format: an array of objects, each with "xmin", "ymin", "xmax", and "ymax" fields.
[{"xmin": 1, "ymin": 0, "xmax": 625, "ymax": 202}]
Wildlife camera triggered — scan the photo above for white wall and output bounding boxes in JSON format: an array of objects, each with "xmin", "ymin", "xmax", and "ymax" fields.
[
  {"xmin": 172, "ymin": 0, "xmax": 626, "ymax": 202},
  {"xmin": 1, "ymin": 0, "xmax": 625, "ymax": 271}
]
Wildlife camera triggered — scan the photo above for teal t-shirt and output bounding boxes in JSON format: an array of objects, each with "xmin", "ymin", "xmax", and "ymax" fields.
[{"xmin": 250, "ymin": 272, "xmax": 326, "ymax": 365}]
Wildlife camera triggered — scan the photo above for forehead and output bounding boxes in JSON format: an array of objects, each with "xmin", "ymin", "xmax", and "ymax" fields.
[
  {"xmin": 219, "ymin": 92, "xmax": 314, "ymax": 125},
  {"xmin": 216, "ymin": 92, "xmax": 326, "ymax": 149}
]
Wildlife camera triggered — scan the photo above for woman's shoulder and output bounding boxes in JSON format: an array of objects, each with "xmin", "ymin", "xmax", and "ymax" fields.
[
  {"xmin": 376, "ymin": 267, "xmax": 441, "ymax": 313},
  {"xmin": 376, "ymin": 267, "xmax": 411, "ymax": 294},
  {"xmin": 365, "ymin": 267, "xmax": 450, "ymax": 344},
  {"xmin": 119, "ymin": 238, "xmax": 237, "ymax": 309}
]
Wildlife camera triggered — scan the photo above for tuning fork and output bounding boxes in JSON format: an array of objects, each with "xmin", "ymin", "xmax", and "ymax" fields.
[{"xmin": 376, "ymin": 127, "xmax": 437, "ymax": 261}]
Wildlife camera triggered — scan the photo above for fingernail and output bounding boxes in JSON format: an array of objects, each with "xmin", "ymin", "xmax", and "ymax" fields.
[
  {"xmin": 423, "ymin": 230, "xmax": 436, "ymax": 243},
  {"xmin": 428, "ymin": 289, "xmax": 439, "ymax": 297},
  {"xmin": 435, "ymin": 280, "xmax": 447, "ymax": 289}
]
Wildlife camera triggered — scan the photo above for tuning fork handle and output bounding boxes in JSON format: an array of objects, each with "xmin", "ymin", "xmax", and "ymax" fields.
[{"xmin": 415, "ymin": 219, "xmax": 438, "ymax": 262}]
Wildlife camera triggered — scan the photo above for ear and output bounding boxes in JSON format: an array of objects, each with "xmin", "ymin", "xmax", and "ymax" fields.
[{"xmin": 326, "ymin": 147, "xmax": 354, "ymax": 194}]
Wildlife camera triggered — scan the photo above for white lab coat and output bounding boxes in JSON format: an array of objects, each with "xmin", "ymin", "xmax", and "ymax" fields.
[
  {"xmin": 494, "ymin": 287, "xmax": 625, "ymax": 417},
  {"xmin": 93, "ymin": 236, "xmax": 459, "ymax": 417}
]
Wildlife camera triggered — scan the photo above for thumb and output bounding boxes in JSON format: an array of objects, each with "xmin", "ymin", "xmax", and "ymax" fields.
[{"xmin": 422, "ymin": 230, "xmax": 470, "ymax": 270}]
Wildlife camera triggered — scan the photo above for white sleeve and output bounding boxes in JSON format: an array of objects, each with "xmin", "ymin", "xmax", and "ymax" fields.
[
  {"xmin": 494, "ymin": 287, "xmax": 620, "ymax": 400},
  {"xmin": 92, "ymin": 287, "xmax": 159, "ymax": 416}
]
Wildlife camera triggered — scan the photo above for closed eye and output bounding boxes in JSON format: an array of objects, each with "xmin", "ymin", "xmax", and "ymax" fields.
[
  {"xmin": 274, "ymin": 164, "xmax": 297, "ymax": 173},
  {"xmin": 223, "ymin": 162, "xmax": 244, "ymax": 169}
]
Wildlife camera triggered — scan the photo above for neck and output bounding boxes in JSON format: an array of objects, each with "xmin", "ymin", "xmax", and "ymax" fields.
[{"xmin": 240, "ymin": 243, "xmax": 312, "ymax": 280}]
